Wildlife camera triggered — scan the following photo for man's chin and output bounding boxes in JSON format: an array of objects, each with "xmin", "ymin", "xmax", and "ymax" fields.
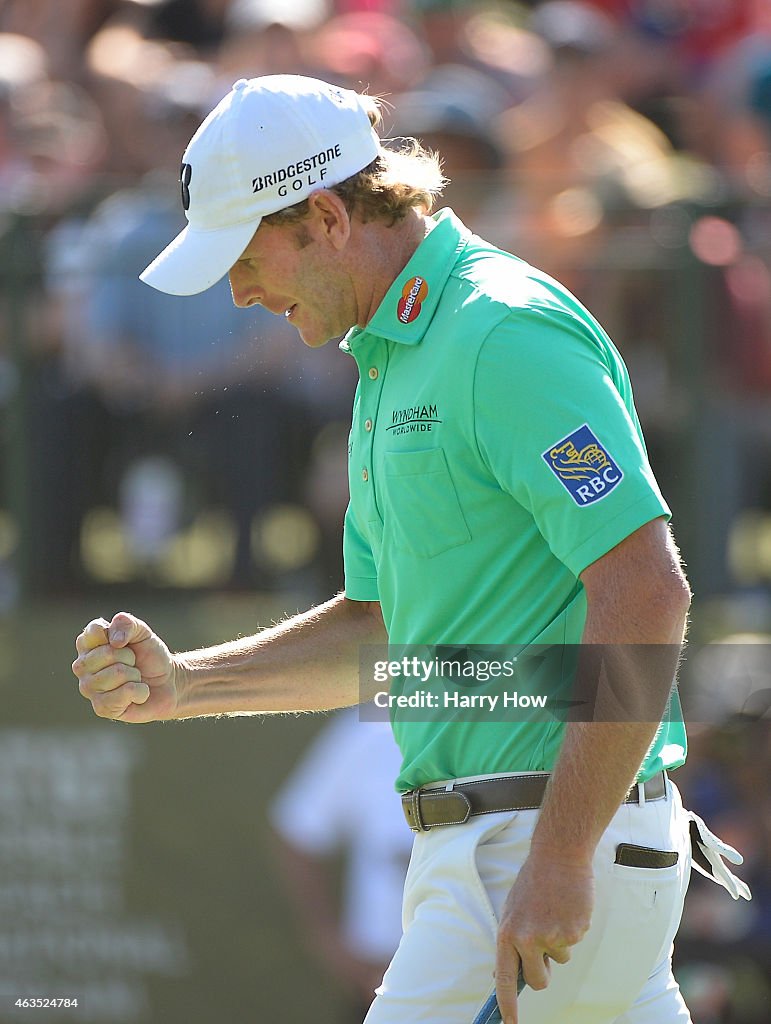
[
  {"xmin": 298, "ymin": 324, "xmax": 345, "ymax": 348},
  {"xmin": 299, "ymin": 330, "xmax": 331, "ymax": 349}
]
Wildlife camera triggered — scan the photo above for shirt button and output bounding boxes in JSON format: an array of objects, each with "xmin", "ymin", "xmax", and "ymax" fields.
[
  {"xmin": 368, "ymin": 367, "xmax": 379, "ymax": 380},
  {"xmin": 364, "ymin": 418, "xmax": 373, "ymax": 432},
  {"xmin": 362, "ymin": 468, "xmax": 369, "ymax": 482}
]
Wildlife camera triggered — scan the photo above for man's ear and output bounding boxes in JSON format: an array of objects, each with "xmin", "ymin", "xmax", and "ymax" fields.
[{"xmin": 306, "ymin": 190, "xmax": 351, "ymax": 250}]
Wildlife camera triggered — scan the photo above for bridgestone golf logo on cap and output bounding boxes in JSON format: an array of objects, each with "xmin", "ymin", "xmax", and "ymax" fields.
[
  {"xmin": 252, "ymin": 144, "xmax": 343, "ymax": 196},
  {"xmin": 398, "ymin": 276, "xmax": 428, "ymax": 324}
]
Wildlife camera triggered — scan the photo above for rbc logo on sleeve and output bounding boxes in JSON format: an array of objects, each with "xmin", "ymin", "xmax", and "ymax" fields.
[{"xmin": 543, "ymin": 425, "xmax": 623, "ymax": 506}]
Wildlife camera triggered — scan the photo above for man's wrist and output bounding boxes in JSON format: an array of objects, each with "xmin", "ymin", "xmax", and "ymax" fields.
[
  {"xmin": 527, "ymin": 835, "xmax": 596, "ymax": 867},
  {"xmin": 170, "ymin": 654, "xmax": 193, "ymax": 719}
]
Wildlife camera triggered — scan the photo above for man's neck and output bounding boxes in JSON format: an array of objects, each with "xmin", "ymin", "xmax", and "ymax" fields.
[{"xmin": 353, "ymin": 207, "xmax": 436, "ymax": 327}]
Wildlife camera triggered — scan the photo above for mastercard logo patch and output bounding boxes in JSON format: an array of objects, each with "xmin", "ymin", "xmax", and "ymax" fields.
[{"xmin": 397, "ymin": 275, "xmax": 428, "ymax": 324}]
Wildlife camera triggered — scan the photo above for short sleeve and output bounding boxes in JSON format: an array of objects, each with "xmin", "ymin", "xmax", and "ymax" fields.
[
  {"xmin": 473, "ymin": 307, "xmax": 670, "ymax": 576},
  {"xmin": 343, "ymin": 502, "xmax": 380, "ymax": 601}
]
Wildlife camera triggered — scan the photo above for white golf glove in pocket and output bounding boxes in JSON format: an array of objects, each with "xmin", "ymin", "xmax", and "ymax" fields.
[{"xmin": 686, "ymin": 809, "xmax": 752, "ymax": 901}]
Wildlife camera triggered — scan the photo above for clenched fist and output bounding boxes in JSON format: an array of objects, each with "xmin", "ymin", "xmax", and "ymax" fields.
[{"xmin": 72, "ymin": 613, "xmax": 181, "ymax": 723}]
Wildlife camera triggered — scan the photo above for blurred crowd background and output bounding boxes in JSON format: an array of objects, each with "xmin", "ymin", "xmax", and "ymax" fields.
[{"xmin": 0, "ymin": 1, "xmax": 770, "ymax": 1022}]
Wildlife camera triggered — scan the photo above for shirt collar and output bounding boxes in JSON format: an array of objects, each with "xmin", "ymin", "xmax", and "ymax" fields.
[{"xmin": 340, "ymin": 207, "xmax": 471, "ymax": 354}]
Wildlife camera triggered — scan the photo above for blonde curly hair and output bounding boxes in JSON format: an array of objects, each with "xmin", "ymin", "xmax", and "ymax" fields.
[{"xmin": 263, "ymin": 96, "xmax": 448, "ymax": 227}]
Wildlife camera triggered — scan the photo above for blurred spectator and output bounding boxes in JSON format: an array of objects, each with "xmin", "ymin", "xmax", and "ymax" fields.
[
  {"xmin": 694, "ymin": 0, "xmax": 771, "ymax": 189},
  {"xmin": 0, "ymin": 0, "xmax": 118, "ymax": 81},
  {"xmin": 495, "ymin": 2, "xmax": 713, "ymax": 284},
  {"xmin": 0, "ymin": 31, "xmax": 48, "ymax": 96},
  {"xmin": 410, "ymin": 0, "xmax": 478, "ymax": 66},
  {"xmin": 0, "ymin": 32, "xmax": 107, "ymax": 215},
  {"xmin": 127, "ymin": 0, "xmax": 232, "ymax": 53},
  {"xmin": 386, "ymin": 63, "xmax": 510, "ymax": 229},
  {"xmin": 9, "ymin": 79, "xmax": 108, "ymax": 212},
  {"xmin": 216, "ymin": 0, "xmax": 322, "ymax": 82},
  {"xmin": 456, "ymin": 3, "xmax": 552, "ymax": 101},
  {"xmin": 675, "ymin": 722, "xmax": 771, "ymax": 1022},
  {"xmin": 584, "ymin": 0, "xmax": 750, "ymax": 70},
  {"xmin": 29, "ymin": 58, "xmax": 294, "ymax": 589},
  {"xmin": 0, "ymin": 34, "xmax": 49, "ymax": 211},
  {"xmin": 269, "ymin": 709, "xmax": 412, "ymax": 1022},
  {"xmin": 389, "ymin": 62, "xmax": 508, "ymax": 170},
  {"xmin": 84, "ymin": 22, "xmax": 213, "ymax": 178},
  {"xmin": 78, "ymin": 184, "xmax": 299, "ymax": 585},
  {"xmin": 227, "ymin": 0, "xmax": 329, "ymax": 34},
  {"xmin": 675, "ymin": 638, "xmax": 771, "ymax": 1024},
  {"xmin": 309, "ymin": 11, "xmax": 430, "ymax": 93}
]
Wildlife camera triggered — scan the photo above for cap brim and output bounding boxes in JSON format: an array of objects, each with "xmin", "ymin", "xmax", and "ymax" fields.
[{"xmin": 139, "ymin": 219, "xmax": 261, "ymax": 296}]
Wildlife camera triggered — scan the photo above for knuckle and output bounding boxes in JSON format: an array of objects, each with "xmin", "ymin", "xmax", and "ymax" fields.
[
  {"xmin": 103, "ymin": 661, "xmax": 137, "ymax": 685},
  {"xmin": 79, "ymin": 661, "xmax": 138, "ymax": 698},
  {"xmin": 495, "ymin": 968, "xmax": 518, "ymax": 987},
  {"xmin": 547, "ymin": 944, "xmax": 568, "ymax": 962},
  {"xmin": 92, "ymin": 693, "xmax": 125, "ymax": 720}
]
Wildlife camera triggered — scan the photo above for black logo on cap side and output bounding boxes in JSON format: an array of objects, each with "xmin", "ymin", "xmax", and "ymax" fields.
[{"xmin": 180, "ymin": 162, "xmax": 193, "ymax": 211}]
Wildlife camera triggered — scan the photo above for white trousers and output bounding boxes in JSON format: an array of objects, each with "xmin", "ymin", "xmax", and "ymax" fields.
[{"xmin": 364, "ymin": 779, "xmax": 692, "ymax": 1024}]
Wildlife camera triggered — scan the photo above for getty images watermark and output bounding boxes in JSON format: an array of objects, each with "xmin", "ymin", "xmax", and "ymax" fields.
[
  {"xmin": 357, "ymin": 642, "xmax": 771, "ymax": 724},
  {"xmin": 358, "ymin": 645, "xmax": 571, "ymax": 723},
  {"xmin": 371, "ymin": 655, "xmax": 547, "ymax": 713}
]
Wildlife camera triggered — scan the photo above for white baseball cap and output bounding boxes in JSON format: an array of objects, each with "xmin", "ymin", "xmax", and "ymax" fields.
[{"xmin": 140, "ymin": 75, "xmax": 382, "ymax": 296}]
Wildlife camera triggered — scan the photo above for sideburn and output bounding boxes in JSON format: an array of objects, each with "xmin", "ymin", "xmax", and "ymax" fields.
[{"xmin": 293, "ymin": 224, "xmax": 312, "ymax": 249}]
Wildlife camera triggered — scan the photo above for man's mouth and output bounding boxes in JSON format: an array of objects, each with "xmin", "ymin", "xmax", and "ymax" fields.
[{"xmin": 284, "ymin": 304, "xmax": 297, "ymax": 319}]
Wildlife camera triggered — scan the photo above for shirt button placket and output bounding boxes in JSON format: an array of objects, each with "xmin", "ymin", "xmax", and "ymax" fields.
[{"xmin": 360, "ymin": 362, "xmax": 383, "ymax": 510}]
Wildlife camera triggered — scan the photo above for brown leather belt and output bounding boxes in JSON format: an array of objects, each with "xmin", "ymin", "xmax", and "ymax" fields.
[{"xmin": 401, "ymin": 771, "xmax": 668, "ymax": 832}]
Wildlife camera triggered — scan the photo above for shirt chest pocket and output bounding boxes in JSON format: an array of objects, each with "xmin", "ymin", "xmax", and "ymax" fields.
[{"xmin": 382, "ymin": 448, "xmax": 471, "ymax": 559}]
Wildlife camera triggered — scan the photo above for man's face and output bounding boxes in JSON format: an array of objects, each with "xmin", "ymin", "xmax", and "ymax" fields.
[{"xmin": 228, "ymin": 217, "xmax": 356, "ymax": 348}]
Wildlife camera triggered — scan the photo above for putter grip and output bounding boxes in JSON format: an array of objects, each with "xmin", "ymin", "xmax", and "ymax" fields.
[{"xmin": 471, "ymin": 971, "xmax": 525, "ymax": 1024}]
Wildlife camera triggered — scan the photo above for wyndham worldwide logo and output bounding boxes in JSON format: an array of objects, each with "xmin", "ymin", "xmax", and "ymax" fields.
[
  {"xmin": 543, "ymin": 424, "xmax": 622, "ymax": 506},
  {"xmin": 387, "ymin": 403, "xmax": 441, "ymax": 436}
]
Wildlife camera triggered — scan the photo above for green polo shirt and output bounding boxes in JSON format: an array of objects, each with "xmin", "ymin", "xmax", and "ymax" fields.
[{"xmin": 342, "ymin": 208, "xmax": 687, "ymax": 791}]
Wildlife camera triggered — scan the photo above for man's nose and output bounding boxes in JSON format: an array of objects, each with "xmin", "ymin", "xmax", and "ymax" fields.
[{"xmin": 228, "ymin": 267, "xmax": 262, "ymax": 308}]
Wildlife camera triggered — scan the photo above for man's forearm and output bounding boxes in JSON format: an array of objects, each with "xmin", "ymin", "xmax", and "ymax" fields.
[
  {"xmin": 531, "ymin": 521, "xmax": 691, "ymax": 859},
  {"xmin": 530, "ymin": 719, "xmax": 668, "ymax": 861},
  {"xmin": 174, "ymin": 594, "xmax": 387, "ymax": 718},
  {"xmin": 533, "ymin": 642, "xmax": 687, "ymax": 858}
]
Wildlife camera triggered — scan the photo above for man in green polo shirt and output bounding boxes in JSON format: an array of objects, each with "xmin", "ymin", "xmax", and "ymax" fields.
[
  {"xmin": 340, "ymin": 204, "xmax": 685, "ymax": 798},
  {"xmin": 73, "ymin": 76, "xmax": 749, "ymax": 1024}
]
